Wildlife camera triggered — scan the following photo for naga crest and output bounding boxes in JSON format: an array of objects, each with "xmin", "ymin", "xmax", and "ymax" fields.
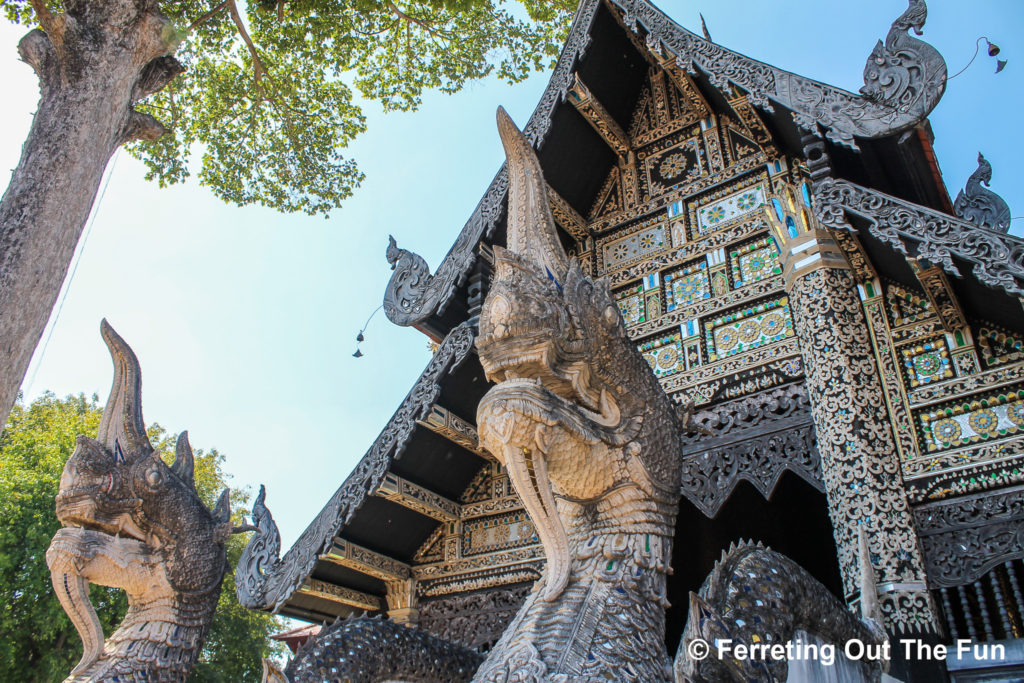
[
  {"xmin": 46, "ymin": 321, "xmax": 232, "ymax": 681},
  {"xmin": 475, "ymin": 109, "xmax": 683, "ymax": 601},
  {"xmin": 954, "ymin": 152, "xmax": 1012, "ymax": 233}
]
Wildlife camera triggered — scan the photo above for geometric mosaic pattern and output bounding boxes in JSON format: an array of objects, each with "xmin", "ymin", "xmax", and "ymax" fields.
[
  {"xmin": 730, "ymin": 237, "xmax": 781, "ymax": 287},
  {"xmin": 920, "ymin": 391, "xmax": 1024, "ymax": 452},
  {"xmin": 695, "ymin": 182, "xmax": 767, "ymax": 235},
  {"xmin": 615, "ymin": 275, "xmax": 662, "ymax": 328},
  {"xmin": 665, "ymin": 262, "xmax": 710, "ymax": 311},
  {"xmin": 705, "ymin": 298, "xmax": 794, "ymax": 362},
  {"xmin": 603, "ymin": 224, "xmax": 667, "ymax": 270},
  {"xmin": 978, "ymin": 326, "xmax": 1024, "ymax": 368},
  {"xmin": 461, "ymin": 511, "xmax": 537, "ymax": 556},
  {"xmin": 639, "ymin": 332, "xmax": 684, "ymax": 377},
  {"xmin": 615, "ymin": 284, "xmax": 647, "ymax": 327},
  {"xmin": 900, "ymin": 339, "xmax": 954, "ymax": 388},
  {"xmin": 886, "ymin": 284, "xmax": 932, "ymax": 327}
]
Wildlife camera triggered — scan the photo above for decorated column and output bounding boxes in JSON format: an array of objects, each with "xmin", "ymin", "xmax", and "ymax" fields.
[{"xmin": 765, "ymin": 184, "xmax": 937, "ymax": 632}]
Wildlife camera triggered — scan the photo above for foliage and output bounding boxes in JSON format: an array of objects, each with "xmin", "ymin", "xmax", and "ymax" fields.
[
  {"xmin": 0, "ymin": 392, "xmax": 283, "ymax": 682},
  {"xmin": 2, "ymin": 0, "xmax": 576, "ymax": 216}
]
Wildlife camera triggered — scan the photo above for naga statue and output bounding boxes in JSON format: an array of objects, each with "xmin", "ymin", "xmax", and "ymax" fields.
[
  {"xmin": 469, "ymin": 108, "xmax": 888, "ymax": 681},
  {"xmin": 470, "ymin": 107, "xmax": 688, "ymax": 680},
  {"xmin": 46, "ymin": 321, "xmax": 234, "ymax": 682},
  {"xmin": 247, "ymin": 109, "xmax": 889, "ymax": 682}
]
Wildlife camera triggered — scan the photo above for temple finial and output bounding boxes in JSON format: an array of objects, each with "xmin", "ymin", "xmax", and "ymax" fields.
[
  {"xmin": 496, "ymin": 107, "xmax": 568, "ymax": 279},
  {"xmin": 699, "ymin": 13, "xmax": 711, "ymax": 42}
]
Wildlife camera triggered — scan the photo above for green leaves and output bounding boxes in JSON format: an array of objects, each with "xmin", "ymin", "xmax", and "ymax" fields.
[
  {"xmin": 125, "ymin": 0, "xmax": 573, "ymax": 215},
  {"xmin": 3, "ymin": 0, "xmax": 572, "ymax": 215},
  {"xmin": 0, "ymin": 394, "xmax": 283, "ymax": 682}
]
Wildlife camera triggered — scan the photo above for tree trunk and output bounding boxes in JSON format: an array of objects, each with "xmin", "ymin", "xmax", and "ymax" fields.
[{"xmin": 0, "ymin": 0, "xmax": 181, "ymax": 429}]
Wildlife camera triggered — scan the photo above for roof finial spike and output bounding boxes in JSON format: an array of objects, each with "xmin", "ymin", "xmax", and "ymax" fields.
[{"xmin": 699, "ymin": 13, "xmax": 711, "ymax": 42}]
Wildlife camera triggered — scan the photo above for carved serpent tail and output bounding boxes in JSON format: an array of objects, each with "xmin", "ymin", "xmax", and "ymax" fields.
[
  {"xmin": 284, "ymin": 615, "xmax": 483, "ymax": 682},
  {"xmin": 674, "ymin": 542, "xmax": 885, "ymax": 683}
]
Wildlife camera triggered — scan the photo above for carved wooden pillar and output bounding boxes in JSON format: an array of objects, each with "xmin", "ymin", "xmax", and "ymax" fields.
[
  {"xmin": 766, "ymin": 185, "xmax": 938, "ymax": 632},
  {"xmin": 385, "ymin": 578, "xmax": 419, "ymax": 626}
]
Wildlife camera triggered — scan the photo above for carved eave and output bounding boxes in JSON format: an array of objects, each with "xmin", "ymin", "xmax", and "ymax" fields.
[
  {"xmin": 611, "ymin": 0, "xmax": 946, "ymax": 149},
  {"xmin": 914, "ymin": 485, "xmax": 1024, "ymax": 588},
  {"xmin": 416, "ymin": 403, "xmax": 492, "ymax": 460},
  {"xmin": 383, "ymin": 0, "xmax": 953, "ymax": 334},
  {"xmin": 322, "ymin": 539, "xmax": 411, "ymax": 582},
  {"xmin": 236, "ymin": 322, "xmax": 492, "ymax": 621},
  {"xmin": 297, "ymin": 579, "xmax": 384, "ymax": 612},
  {"xmin": 567, "ymin": 73, "xmax": 631, "ymax": 155},
  {"xmin": 814, "ymin": 178, "xmax": 1024, "ymax": 333},
  {"xmin": 377, "ymin": 473, "xmax": 460, "ymax": 523},
  {"xmin": 680, "ymin": 384, "xmax": 823, "ymax": 518}
]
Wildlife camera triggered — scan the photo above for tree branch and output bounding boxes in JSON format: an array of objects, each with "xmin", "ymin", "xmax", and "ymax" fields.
[
  {"xmin": 188, "ymin": 0, "xmax": 228, "ymax": 32},
  {"xmin": 226, "ymin": 0, "xmax": 268, "ymax": 81},
  {"xmin": 17, "ymin": 28, "xmax": 55, "ymax": 78},
  {"xmin": 386, "ymin": 1, "xmax": 445, "ymax": 39},
  {"xmin": 28, "ymin": 0, "xmax": 56, "ymax": 33},
  {"xmin": 123, "ymin": 110, "xmax": 167, "ymax": 142},
  {"xmin": 133, "ymin": 55, "xmax": 185, "ymax": 102}
]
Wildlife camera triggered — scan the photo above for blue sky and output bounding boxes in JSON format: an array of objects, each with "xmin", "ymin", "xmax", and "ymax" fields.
[{"xmin": 1, "ymin": 0, "xmax": 1022, "ymax": 550}]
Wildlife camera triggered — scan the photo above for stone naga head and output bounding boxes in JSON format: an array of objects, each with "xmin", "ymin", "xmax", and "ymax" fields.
[
  {"xmin": 47, "ymin": 321, "xmax": 232, "ymax": 677},
  {"xmin": 476, "ymin": 109, "xmax": 682, "ymax": 601}
]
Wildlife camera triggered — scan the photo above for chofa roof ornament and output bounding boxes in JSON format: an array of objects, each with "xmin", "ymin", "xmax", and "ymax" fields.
[
  {"xmin": 381, "ymin": 0, "xmax": 951, "ymax": 331},
  {"xmin": 618, "ymin": 0, "xmax": 947, "ymax": 148},
  {"xmin": 954, "ymin": 153, "xmax": 1012, "ymax": 233}
]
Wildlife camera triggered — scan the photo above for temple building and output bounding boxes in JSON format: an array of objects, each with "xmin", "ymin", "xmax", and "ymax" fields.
[{"xmin": 237, "ymin": 1, "xmax": 1024, "ymax": 680}]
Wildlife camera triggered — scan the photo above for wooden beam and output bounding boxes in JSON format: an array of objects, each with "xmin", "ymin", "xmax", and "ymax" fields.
[
  {"xmin": 911, "ymin": 261, "xmax": 968, "ymax": 333},
  {"xmin": 567, "ymin": 73, "xmax": 631, "ymax": 156},
  {"xmin": 322, "ymin": 539, "xmax": 411, "ymax": 581},
  {"xmin": 298, "ymin": 578, "xmax": 383, "ymax": 612},
  {"xmin": 546, "ymin": 185, "xmax": 588, "ymax": 242},
  {"xmin": 417, "ymin": 403, "xmax": 491, "ymax": 459},
  {"xmin": 377, "ymin": 472, "xmax": 460, "ymax": 522},
  {"xmin": 656, "ymin": 55, "xmax": 711, "ymax": 121}
]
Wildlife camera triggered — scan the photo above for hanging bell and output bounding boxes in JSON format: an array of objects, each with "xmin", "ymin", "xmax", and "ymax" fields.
[{"xmin": 352, "ymin": 348, "xmax": 364, "ymax": 358}]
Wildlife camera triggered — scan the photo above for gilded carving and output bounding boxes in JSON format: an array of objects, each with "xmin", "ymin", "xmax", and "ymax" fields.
[
  {"xmin": 567, "ymin": 73, "xmax": 631, "ymax": 155},
  {"xmin": 813, "ymin": 178, "xmax": 1024, "ymax": 298},
  {"xmin": 788, "ymin": 266, "xmax": 936, "ymax": 630}
]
